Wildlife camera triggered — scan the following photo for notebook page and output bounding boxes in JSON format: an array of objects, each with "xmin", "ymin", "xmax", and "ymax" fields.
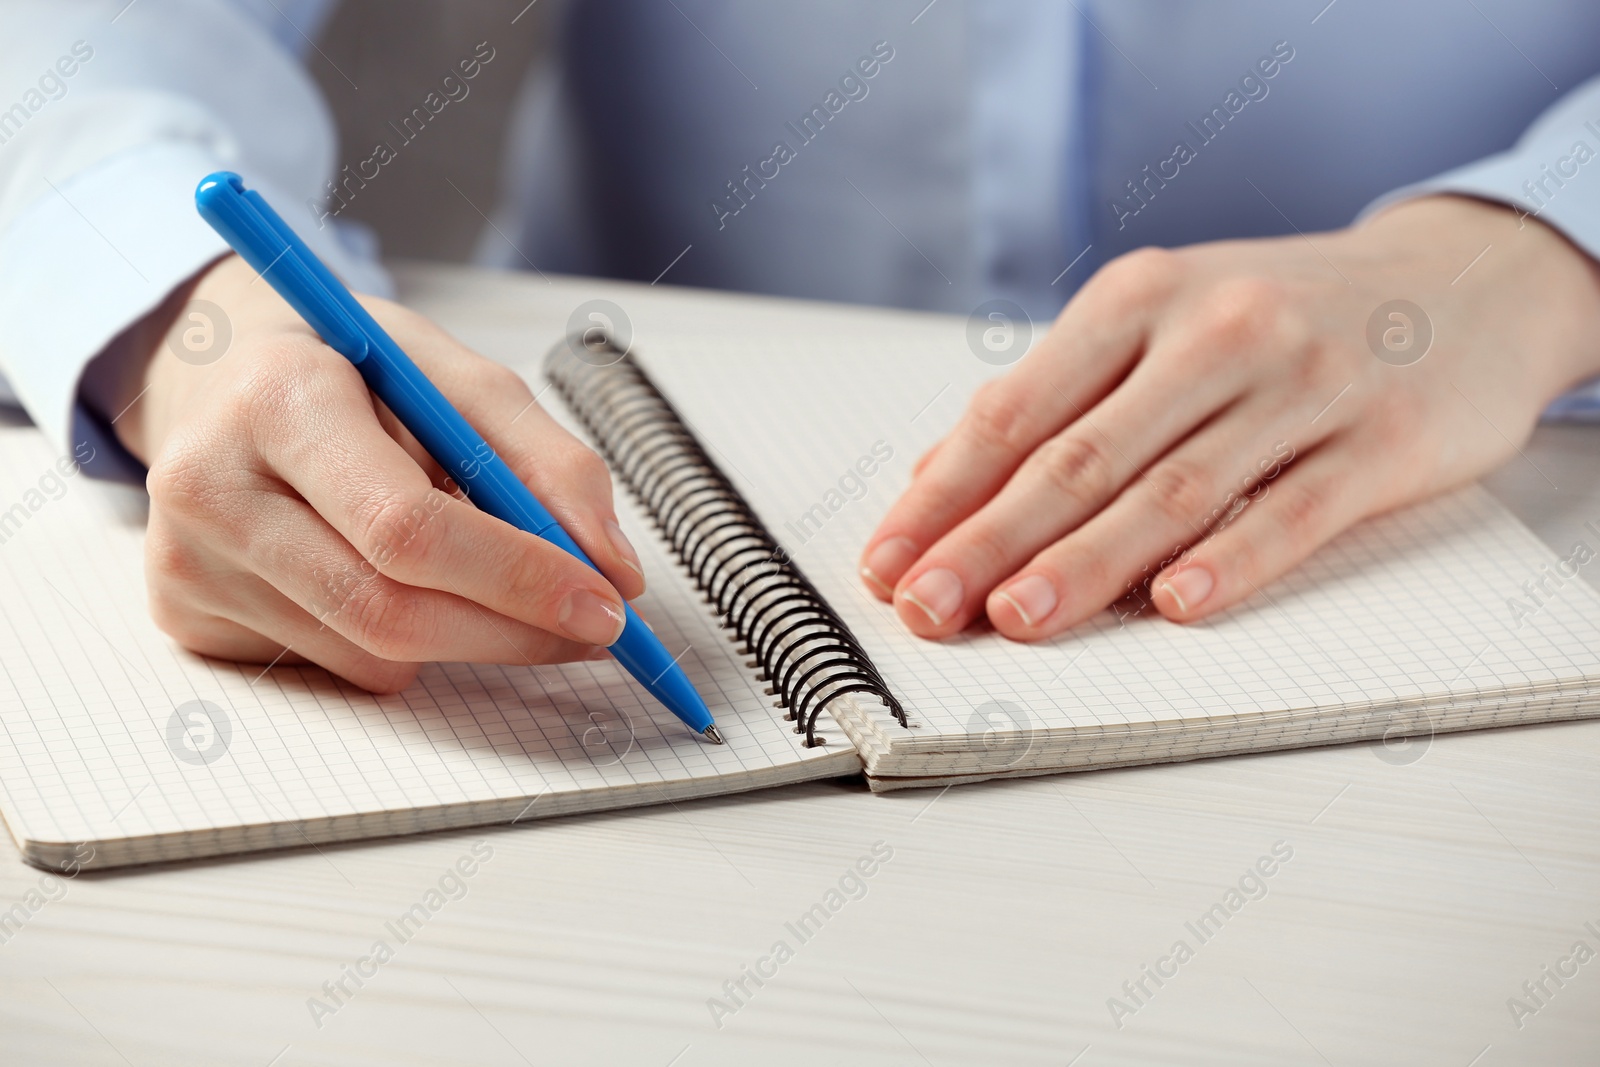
[
  {"xmin": 634, "ymin": 326, "xmax": 1600, "ymax": 751},
  {"xmin": 0, "ymin": 421, "xmax": 852, "ymax": 868}
]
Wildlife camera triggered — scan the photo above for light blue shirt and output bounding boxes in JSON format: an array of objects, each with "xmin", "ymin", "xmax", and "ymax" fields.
[{"xmin": 3, "ymin": 0, "xmax": 1600, "ymax": 471}]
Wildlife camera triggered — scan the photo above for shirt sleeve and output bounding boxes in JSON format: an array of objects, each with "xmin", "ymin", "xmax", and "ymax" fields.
[
  {"xmin": 1358, "ymin": 74, "xmax": 1600, "ymax": 420},
  {"xmin": 0, "ymin": 0, "xmax": 389, "ymax": 473}
]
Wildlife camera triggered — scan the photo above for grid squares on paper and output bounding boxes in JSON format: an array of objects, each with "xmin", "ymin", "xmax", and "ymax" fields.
[
  {"xmin": 637, "ymin": 329, "xmax": 1600, "ymax": 762},
  {"xmin": 0, "ymin": 425, "xmax": 842, "ymax": 856}
]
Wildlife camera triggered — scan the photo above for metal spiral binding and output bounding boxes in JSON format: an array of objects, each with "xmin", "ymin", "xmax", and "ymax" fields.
[{"xmin": 544, "ymin": 337, "xmax": 907, "ymax": 746}]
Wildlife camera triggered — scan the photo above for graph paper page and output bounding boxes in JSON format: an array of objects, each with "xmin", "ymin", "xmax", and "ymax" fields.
[
  {"xmin": 0, "ymin": 419, "xmax": 852, "ymax": 867},
  {"xmin": 636, "ymin": 325, "xmax": 1600, "ymax": 753}
]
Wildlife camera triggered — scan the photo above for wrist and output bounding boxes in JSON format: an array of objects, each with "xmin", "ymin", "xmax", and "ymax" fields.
[
  {"xmin": 88, "ymin": 255, "xmax": 232, "ymax": 465},
  {"xmin": 1358, "ymin": 195, "xmax": 1600, "ymax": 397}
]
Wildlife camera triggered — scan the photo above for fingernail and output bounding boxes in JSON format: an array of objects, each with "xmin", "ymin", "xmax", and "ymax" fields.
[
  {"xmin": 1157, "ymin": 565, "xmax": 1214, "ymax": 614},
  {"xmin": 559, "ymin": 590, "xmax": 626, "ymax": 645},
  {"xmin": 901, "ymin": 567, "xmax": 963, "ymax": 627},
  {"xmin": 605, "ymin": 519, "xmax": 645, "ymax": 581},
  {"xmin": 862, "ymin": 536, "xmax": 918, "ymax": 594},
  {"xmin": 995, "ymin": 574, "xmax": 1057, "ymax": 628}
]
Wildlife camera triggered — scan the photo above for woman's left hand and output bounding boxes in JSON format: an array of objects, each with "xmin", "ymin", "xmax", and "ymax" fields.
[{"xmin": 859, "ymin": 195, "xmax": 1600, "ymax": 639}]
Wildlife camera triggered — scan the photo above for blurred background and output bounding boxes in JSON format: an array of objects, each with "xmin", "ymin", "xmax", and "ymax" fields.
[
  {"xmin": 298, "ymin": 0, "xmax": 1600, "ymax": 327},
  {"xmin": 311, "ymin": 0, "xmax": 557, "ymax": 262}
]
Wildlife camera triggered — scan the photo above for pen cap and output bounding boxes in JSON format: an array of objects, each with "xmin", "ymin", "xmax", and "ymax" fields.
[{"xmin": 194, "ymin": 171, "xmax": 370, "ymax": 364}]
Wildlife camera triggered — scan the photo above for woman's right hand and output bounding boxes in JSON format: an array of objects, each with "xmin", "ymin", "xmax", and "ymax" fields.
[{"xmin": 110, "ymin": 254, "xmax": 644, "ymax": 692}]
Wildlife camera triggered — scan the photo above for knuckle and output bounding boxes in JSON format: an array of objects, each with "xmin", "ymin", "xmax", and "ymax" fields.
[
  {"xmin": 1270, "ymin": 478, "xmax": 1326, "ymax": 542},
  {"xmin": 498, "ymin": 542, "xmax": 565, "ymax": 612},
  {"xmin": 235, "ymin": 340, "xmax": 366, "ymax": 447},
  {"xmin": 517, "ymin": 437, "xmax": 611, "ymax": 497},
  {"xmin": 955, "ymin": 520, "xmax": 1013, "ymax": 570},
  {"xmin": 565, "ymin": 444, "xmax": 612, "ymax": 487},
  {"xmin": 524, "ymin": 443, "xmax": 614, "ymax": 511},
  {"xmin": 341, "ymin": 581, "xmax": 430, "ymax": 661},
  {"xmin": 1145, "ymin": 458, "xmax": 1215, "ymax": 526},
  {"xmin": 1029, "ymin": 432, "xmax": 1115, "ymax": 506},
  {"xmin": 963, "ymin": 381, "xmax": 1036, "ymax": 457},
  {"xmin": 308, "ymin": 558, "xmax": 368, "ymax": 620},
  {"xmin": 145, "ymin": 438, "xmax": 215, "ymax": 516},
  {"xmin": 1096, "ymin": 247, "xmax": 1182, "ymax": 306},
  {"xmin": 143, "ymin": 527, "xmax": 207, "ymax": 589},
  {"xmin": 352, "ymin": 493, "xmax": 440, "ymax": 572},
  {"xmin": 236, "ymin": 338, "xmax": 325, "ymax": 414},
  {"xmin": 1034, "ymin": 545, "xmax": 1113, "ymax": 604},
  {"xmin": 1195, "ymin": 277, "xmax": 1291, "ymax": 351},
  {"xmin": 1213, "ymin": 534, "xmax": 1260, "ymax": 585}
]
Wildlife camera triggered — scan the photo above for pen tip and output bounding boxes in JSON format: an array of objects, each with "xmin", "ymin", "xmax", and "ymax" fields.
[{"xmin": 703, "ymin": 725, "xmax": 725, "ymax": 745}]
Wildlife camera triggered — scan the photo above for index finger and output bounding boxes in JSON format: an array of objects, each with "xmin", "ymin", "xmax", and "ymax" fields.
[
  {"xmin": 364, "ymin": 301, "xmax": 647, "ymax": 601},
  {"xmin": 858, "ymin": 248, "xmax": 1177, "ymax": 597},
  {"xmin": 251, "ymin": 345, "xmax": 632, "ymax": 648}
]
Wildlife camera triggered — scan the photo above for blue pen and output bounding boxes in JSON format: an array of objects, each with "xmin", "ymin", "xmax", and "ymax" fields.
[{"xmin": 195, "ymin": 171, "xmax": 722, "ymax": 744}]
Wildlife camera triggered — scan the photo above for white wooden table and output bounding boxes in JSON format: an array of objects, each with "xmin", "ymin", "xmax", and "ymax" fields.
[{"xmin": 1, "ymin": 263, "xmax": 1596, "ymax": 1066}]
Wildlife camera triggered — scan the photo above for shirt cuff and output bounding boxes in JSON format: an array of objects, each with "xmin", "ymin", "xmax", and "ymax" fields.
[
  {"xmin": 0, "ymin": 139, "xmax": 391, "ymax": 465},
  {"xmin": 1356, "ymin": 80, "xmax": 1600, "ymax": 421}
]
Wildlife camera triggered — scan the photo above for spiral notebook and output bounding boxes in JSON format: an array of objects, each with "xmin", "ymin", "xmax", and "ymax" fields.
[
  {"xmin": 4, "ymin": 324, "xmax": 1600, "ymax": 870},
  {"xmin": 0, "ymin": 395, "xmax": 859, "ymax": 871},
  {"xmin": 552, "ymin": 335, "xmax": 1600, "ymax": 792}
]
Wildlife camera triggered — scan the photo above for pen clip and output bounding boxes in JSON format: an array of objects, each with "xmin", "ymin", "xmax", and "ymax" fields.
[{"xmin": 195, "ymin": 172, "xmax": 371, "ymax": 363}]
